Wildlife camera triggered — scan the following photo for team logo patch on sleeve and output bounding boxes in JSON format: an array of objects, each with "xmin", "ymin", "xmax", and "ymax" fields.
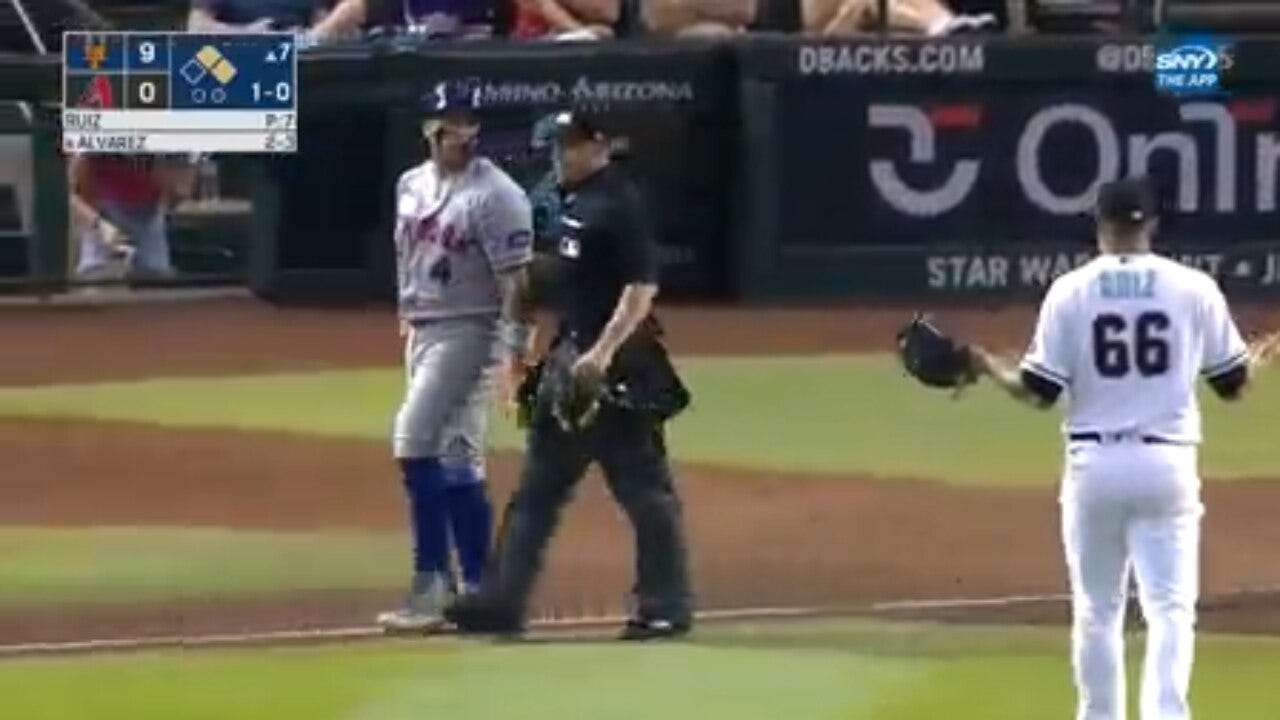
[{"xmin": 506, "ymin": 229, "xmax": 532, "ymax": 249}]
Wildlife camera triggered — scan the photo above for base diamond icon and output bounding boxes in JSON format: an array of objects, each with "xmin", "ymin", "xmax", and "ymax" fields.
[{"xmin": 180, "ymin": 59, "xmax": 206, "ymax": 85}]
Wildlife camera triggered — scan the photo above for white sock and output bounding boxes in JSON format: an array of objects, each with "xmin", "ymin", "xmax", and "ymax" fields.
[{"xmin": 75, "ymin": 231, "xmax": 114, "ymax": 276}]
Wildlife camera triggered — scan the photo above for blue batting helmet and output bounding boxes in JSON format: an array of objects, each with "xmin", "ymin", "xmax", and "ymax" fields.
[
  {"xmin": 421, "ymin": 79, "xmax": 482, "ymax": 141},
  {"xmin": 423, "ymin": 79, "xmax": 481, "ymax": 117}
]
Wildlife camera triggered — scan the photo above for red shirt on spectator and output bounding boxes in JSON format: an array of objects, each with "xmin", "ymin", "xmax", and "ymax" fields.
[
  {"xmin": 511, "ymin": 0, "xmax": 551, "ymax": 38},
  {"xmin": 86, "ymin": 156, "xmax": 162, "ymax": 209}
]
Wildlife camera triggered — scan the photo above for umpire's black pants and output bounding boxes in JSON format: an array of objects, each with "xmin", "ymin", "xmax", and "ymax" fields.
[{"xmin": 489, "ymin": 404, "xmax": 693, "ymax": 621}]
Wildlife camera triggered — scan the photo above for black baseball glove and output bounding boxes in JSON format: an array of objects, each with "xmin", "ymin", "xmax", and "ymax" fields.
[
  {"xmin": 552, "ymin": 360, "xmax": 607, "ymax": 433},
  {"xmin": 514, "ymin": 360, "xmax": 544, "ymax": 429},
  {"xmin": 896, "ymin": 314, "xmax": 978, "ymax": 390}
]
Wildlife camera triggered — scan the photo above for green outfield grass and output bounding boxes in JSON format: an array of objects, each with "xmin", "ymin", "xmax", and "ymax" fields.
[
  {"xmin": 3, "ymin": 618, "xmax": 1279, "ymax": 720},
  {"xmin": 0, "ymin": 527, "xmax": 405, "ymax": 605},
  {"xmin": 0, "ymin": 356, "xmax": 1276, "ymax": 485}
]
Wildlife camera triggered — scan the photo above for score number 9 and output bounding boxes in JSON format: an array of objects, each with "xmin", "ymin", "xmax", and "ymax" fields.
[
  {"xmin": 138, "ymin": 41, "xmax": 157, "ymax": 65},
  {"xmin": 252, "ymin": 82, "xmax": 293, "ymax": 104}
]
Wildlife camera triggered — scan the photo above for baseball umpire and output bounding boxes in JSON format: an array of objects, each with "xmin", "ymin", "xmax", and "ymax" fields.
[{"xmin": 446, "ymin": 108, "xmax": 695, "ymax": 640}]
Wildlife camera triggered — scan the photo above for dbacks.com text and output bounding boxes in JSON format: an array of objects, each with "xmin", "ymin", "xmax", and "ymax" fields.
[{"xmin": 798, "ymin": 43, "xmax": 985, "ymax": 76}]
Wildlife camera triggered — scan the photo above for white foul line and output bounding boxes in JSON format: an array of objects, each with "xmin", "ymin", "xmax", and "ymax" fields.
[
  {"xmin": 0, "ymin": 606, "xmax": 822, "ymax": 658},
  {"xmin": 873, "ymin": 593, "xmax": 1070, "ymax": 612},
  {"xmin": 5, "ymin": 586, "xmax": 1278, "ymax": 658}
]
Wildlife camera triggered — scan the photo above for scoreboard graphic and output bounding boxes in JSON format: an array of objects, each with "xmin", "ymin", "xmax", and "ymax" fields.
[{"xmin": 62, "ymin": 32, "xmax": 298, "ymax": 154}]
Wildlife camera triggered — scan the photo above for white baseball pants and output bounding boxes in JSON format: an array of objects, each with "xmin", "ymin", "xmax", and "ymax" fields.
[
  {"xmin": 76, "ymin": 200, "xmax": 172, "ymax": 280},
  {"xmin": 1061, "ymin": 438, "xmax": 1202, "ymax": 720},
  {"xmin": 392, "ymin": 314, "xmax": 499, "ymax": 470}
]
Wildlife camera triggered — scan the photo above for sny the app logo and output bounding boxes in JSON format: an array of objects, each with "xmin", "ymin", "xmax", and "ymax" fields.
[{"xmin": 1155, "ymin": 38, "xmax": 1231, "ymax": 95}]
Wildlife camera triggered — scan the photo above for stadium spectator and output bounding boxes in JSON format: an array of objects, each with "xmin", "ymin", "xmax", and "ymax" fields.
[
  {"xmin": 802, "ymin": 0, "xmax": 997, "ymax": 35},
  {"xmin": 68, "ymin": 154, "xmax": 196, "ymax": 282},
  {"xmin": 188, "ymin": 0, "xmax": 332, "ymax": 32},
  {"xmin": 641, "ymin": 0, "xmax": 757, "ymax": 37},
  {"xmin": 510, "ymin": 0, "xmax": 620, "ymax": 40},
  {"xmin": 309, "ymin": 0, "xmax": 498, "ymax": 41}
]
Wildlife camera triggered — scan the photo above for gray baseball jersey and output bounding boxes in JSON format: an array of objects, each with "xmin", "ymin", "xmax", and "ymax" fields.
[
  {"xmin": 394, "ymin": 157, "xmax": 534, "ymax": 321},
  {"xmin": 391, "ymin": 157, "xmax": 533, "ymax": 468}
]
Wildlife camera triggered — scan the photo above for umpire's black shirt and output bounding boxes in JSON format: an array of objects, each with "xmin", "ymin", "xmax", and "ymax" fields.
[{"xmin": 547, "ymin": 163, "xmax": 659, "ymax": 345}]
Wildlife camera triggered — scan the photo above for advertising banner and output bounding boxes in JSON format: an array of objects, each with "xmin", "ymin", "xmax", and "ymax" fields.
[
  {"xmin": 739, "ymin": 37, "xmax": 1280, "ymax": 297},
  {"xmin": 262, "ymin": 43, "xmax": 734, "ymax": 299},
  {"xmin": 393, "ymin": 46, "xmax": 735, "ymax": 297}
]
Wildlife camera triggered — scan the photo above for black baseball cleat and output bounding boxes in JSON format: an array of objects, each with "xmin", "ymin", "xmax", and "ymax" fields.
[
  {"xmin": 618, "ymin": 616, "xmax": 691, "ymax": 641},
  {"xmin": 444, "ymin": 594, "xmax": 524, "ymax": 636}
]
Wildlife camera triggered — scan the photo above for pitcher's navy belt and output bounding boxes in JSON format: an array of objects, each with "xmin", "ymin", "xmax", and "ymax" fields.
[{"xmin": 1068, "ymin": 432, "xmax": 1183, "ymax": 445}]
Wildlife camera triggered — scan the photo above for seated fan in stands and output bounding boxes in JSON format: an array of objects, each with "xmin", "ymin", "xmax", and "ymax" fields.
[
  {"xmin": 510, "ymin": 0, "xmax": 620, "ymax": 40},
  {"xmin": 68, "ymin": 153, "xmax": 196, "ymax": 284},
  {"xmin": 308, "ymin": 0, "xmax": 499, "ymax": 41},
  {"xmin": 802, "ymin": 0, "xmax": 999, "ymax": 35},
  {"xmin": 187, "ymin": 0, "xmax": 333, "ymax": 33},
  {"xmin": 640, "ymin": 0, "xmax": 758, "ymax": 37}
]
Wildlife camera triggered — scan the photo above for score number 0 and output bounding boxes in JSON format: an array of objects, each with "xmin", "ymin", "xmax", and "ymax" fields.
[{"xmin": 138, "ymin": 81, "xmax": 158, "ymax": 104}]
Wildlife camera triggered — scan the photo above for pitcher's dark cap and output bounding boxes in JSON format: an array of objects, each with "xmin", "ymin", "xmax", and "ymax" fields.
[{"xmin": 1096, "ymin": 178, "xmax": 1158, "ymax": 224}]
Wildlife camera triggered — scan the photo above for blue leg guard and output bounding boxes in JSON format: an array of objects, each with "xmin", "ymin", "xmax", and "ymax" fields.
[
  {"xmin": 442, "ymin": 464, "xmax": 493, "ymax": 588},
  {"xmin": 400, "ymin": 457, "xmax": 450, "ymax": 575}
]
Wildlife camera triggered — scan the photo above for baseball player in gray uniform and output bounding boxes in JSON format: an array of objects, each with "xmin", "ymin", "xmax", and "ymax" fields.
[{"xmin": 376, "ymin": 80, "xmax": 536, "ymax": 632}]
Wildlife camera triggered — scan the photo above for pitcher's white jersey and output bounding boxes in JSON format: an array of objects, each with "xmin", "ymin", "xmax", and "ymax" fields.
[
  {"xmin": 1021, "ymin": 252, "xmax": 1248, "ymax": 444},
  {"xmin": 394, "ymin": 157, "xmax": 534, "ymax": 320}
]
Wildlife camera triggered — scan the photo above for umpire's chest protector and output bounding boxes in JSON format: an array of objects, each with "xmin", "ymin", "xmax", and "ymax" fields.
[
  {"xmin": 549, "ymin": 188, "xmax": 608, "ymax": 274},
  {"xmin": 538, "ymin": 182, "xmax": 617, "ymax": 325}
]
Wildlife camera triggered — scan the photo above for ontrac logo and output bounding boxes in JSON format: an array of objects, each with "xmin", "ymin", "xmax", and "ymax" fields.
[
  {"xmin": 1155, "ymin": 38, "xmax": 1233, "ymax": 96},
  {"xmin": 867, "ymin": 104, "xmax": 981, "ymax": 217},
  {"xmin": 867, "ymin": 99, "xmax": 1280, "ymax": 217}
]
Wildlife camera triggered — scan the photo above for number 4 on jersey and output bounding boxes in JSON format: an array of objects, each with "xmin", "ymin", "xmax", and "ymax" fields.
[
  {"xmin": 1092, "ymin": 311, "xmax": 1171, "ymax": 378},
  {"xmin": 428, "ymin": 255, "xmax": 452, "ymax": 285}
]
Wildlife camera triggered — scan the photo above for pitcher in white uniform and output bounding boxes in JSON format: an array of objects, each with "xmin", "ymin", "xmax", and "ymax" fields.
[
  {"xmin": 968, "ymin": 178, "xmax": 1278, "ymax": 720},
  {"xmin": 376, "ymin": 80, "xmax": 537, "ymax": 632}
]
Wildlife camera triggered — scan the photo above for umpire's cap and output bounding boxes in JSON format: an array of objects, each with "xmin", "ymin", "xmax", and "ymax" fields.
[
  {"xmin": 553, "ymin": 107, "xmax": 634, "ymax": 158},
  {"xmin": 1095, "ymin": 178, "xmax": 1158, "ymax": 224},
  {"xmin": 552, "ymin": 108, "xmax": 613, "ymax": 146}
]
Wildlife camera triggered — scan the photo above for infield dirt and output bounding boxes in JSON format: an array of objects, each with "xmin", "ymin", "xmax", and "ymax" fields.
[{"xmin": 2, "ymin": 299, "xmax": 1279, "ymax": 644}]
